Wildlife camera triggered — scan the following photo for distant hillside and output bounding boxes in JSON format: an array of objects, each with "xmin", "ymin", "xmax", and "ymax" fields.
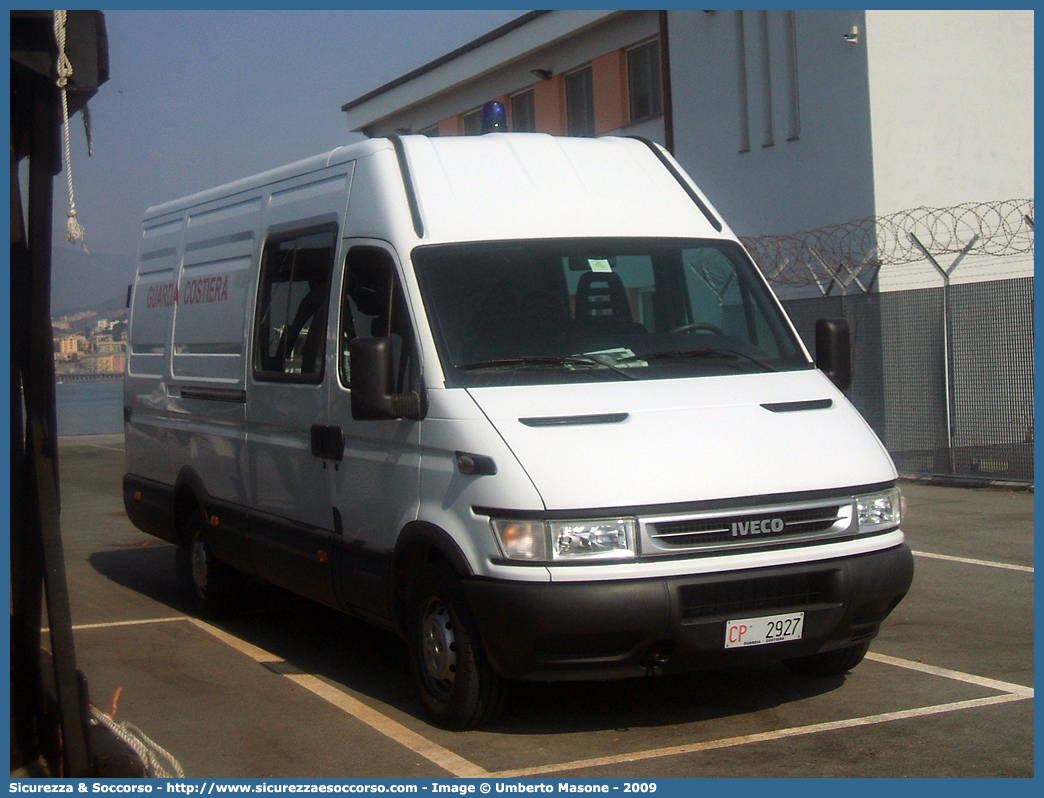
[
  {"xmin": 51, "ymin": 246, "xmax": 136, "ymax": 317},
  {"xmin": 54, "ymin": 293, "xmax": 130, "ymax": 322}
]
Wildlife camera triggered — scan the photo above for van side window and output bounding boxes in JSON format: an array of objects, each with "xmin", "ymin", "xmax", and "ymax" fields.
[
  {"xmin": 339, "ymin": 246, "xmax": 414, "ymax": 389},
  {"xmin": 253, "ymin": 227, "xmax": 336, "ymax": 382}
]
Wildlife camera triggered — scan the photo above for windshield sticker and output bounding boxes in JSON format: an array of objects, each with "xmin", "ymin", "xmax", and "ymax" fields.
[
  {"xmin": 585, "ymin": 348, "xmax": 647, "ymax": 368},
  {"xmin": 588, "ymin": 258, "xmax": 613, "ymax": 273}
]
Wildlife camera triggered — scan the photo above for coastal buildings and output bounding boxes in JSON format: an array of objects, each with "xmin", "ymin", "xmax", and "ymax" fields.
[{"xmin": 53, "ymin": 314, "xmax": 127, "ymax": 376}]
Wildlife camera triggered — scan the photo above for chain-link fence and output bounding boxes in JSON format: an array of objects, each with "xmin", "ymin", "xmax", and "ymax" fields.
[{"xmin": 747, "ymin": 199, "xmax": 1034, "ymax": 483}]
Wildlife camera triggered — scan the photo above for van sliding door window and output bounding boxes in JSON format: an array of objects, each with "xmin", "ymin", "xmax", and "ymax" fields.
[{"xmin": 253, "ymin": 227, "xmax": 336, "ymax": 382}]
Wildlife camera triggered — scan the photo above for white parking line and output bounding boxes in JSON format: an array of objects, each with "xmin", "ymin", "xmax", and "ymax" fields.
[
  {"xmin": 182, "ymin": 615, "xmax": 1034, "ymax": 779},
  {"xmin": 68, "ymin": 617, "xmax": 1033, "ymax": 775},
  {"xmin": 912, "ymin": 549, "xmax": 1033, "ymax": 573},
  {"xmin": 491, "ymin": 693, "xmax": 1029, "ymax": 777},
  {"xmin": 44, "ymin": 616, "xmax": 188, "ymax": 633},
  {"xmin": 865, "ymin": 651, "xmax": 1034, "ymax": 697},
  {"xmin": 187, "ymin": 618, "xmax": 489, "ymax": 778}
]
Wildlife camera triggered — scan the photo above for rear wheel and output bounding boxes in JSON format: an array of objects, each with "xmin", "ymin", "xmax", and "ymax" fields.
[
  {"xmin": 176, "ymin": 523, "xmax": 240, "ymax": 618},
  {"xmin": 406, "ymin": 561, "xmax": 507, "ymax": 729},
  {"xmin": 784, "ymin": 640, "xmax": 871, "ymax": 677}
]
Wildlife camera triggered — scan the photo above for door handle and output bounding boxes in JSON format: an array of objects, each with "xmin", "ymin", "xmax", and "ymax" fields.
[{"xmin": 310, "ymin": 424, "xmax": 344, "ymax": 462}]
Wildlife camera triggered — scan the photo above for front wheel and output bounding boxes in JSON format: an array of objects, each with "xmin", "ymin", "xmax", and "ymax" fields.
[
  {"xmin": 783, "ymin": 640, "xmax": 871, "ymax": 677},
  {"xmin": 406, "ymin": 561, "xmax": 507, "ymax": 729}
]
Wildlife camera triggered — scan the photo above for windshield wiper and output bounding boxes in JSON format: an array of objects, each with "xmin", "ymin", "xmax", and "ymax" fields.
[
  {"xmin": 638, "ymin": 347, "xmax": 778, "ymax": 372},
  {"xmin": 456, "ymin": 354, "xmax": 639, "ymax": 380}
]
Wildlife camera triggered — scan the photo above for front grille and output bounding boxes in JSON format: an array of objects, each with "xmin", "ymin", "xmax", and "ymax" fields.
[
  {"xmin": 678, "ymin": 570, "xmax": 841, "ymax": 620},
  {"xmin": 640, "ymin": 496, "xmax": 854, "ymax": 557},
  {"xmin": 649, "ymin": 505, "xmax": 843, "ymax": 547}
]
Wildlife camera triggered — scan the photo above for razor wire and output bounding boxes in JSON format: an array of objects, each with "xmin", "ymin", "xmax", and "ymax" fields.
[{"xmin": 741, "ymin": 198, "xmax": 1034, "ymax": 289}]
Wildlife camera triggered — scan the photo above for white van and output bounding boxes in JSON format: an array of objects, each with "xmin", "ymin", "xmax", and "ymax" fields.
[{"xmin": 124, "ymin": 133, "xmax": 913, "ymax": 729}]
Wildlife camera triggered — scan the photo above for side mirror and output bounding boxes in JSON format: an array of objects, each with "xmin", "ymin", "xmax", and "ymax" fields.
[
  {"xmin": 349, "ymin": 336, "xmax": 425, "ymax": 421},
  {"xmin": 815, "ymin": 318, "xmax": 852, "ymax": 392}
]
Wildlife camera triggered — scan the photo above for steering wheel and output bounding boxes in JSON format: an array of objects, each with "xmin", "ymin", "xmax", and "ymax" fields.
[{"xmin": 670, "ymin": 321, "xmax": 726, "ymax": 336}]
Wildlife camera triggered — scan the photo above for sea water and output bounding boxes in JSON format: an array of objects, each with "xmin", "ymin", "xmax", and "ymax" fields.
[{"xmin": 55, "ymin": 379, "xmax": 124, "ymax": 436}]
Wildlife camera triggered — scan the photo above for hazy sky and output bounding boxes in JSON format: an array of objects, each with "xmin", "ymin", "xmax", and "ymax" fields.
[{"xmin": 47, "ymin": 9, "xmax": 526, "ymax": 275}]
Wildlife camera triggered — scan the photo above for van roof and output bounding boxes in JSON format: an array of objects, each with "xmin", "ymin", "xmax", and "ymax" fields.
[{"xmin": 401, "ymin": 134, "xmax": 729, "ymax": 244}]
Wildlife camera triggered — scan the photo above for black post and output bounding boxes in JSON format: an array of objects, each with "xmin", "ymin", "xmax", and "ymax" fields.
[
  {"xmin": 10, "ymin": 110, "xmax": 48, "ymax": 771},
  {"xmin": 25, "ymin": 71, "xmax": 93, "ymax": 778},
  {"xmin": 11, "ymin": 10, "xmax": 110, "ymax": 776}
]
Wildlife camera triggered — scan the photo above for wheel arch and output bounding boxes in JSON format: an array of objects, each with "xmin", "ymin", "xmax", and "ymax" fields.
[
  {"xmin": 172, "ymin": 466, "xmax": 211, "ymax": 547},
  {"xmin": 391, "ymin": 521, "xmax": 473, "ymax": 630}
]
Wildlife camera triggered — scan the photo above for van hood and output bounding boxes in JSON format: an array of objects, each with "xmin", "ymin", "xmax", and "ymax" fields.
[{"xmin": 466, "ymin": 370, "xmax": 896, "ymax": 511}]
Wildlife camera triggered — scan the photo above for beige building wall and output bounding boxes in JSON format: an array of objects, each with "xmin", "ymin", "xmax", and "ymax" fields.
[{"xmin": 865, "ymin": 9, "xmax": 1034, "ymax": 215}]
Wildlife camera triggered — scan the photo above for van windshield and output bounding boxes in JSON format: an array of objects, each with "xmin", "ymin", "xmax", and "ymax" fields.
[{"xmin": 413, "ymin": 238, "xmax": 811, "ymax": 387}]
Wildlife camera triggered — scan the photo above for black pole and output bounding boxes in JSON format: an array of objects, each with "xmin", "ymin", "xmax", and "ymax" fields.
[
  {"xmin": 11, "ymin": 11, "xmax": 110, "ymax": 776},
  {"xmin": 21, "ymin": 69, "xmax": 92, "ymax": 778},
  {"xmin": 11, "ymin": 119, "xmax": 48, "ymax": 770}
]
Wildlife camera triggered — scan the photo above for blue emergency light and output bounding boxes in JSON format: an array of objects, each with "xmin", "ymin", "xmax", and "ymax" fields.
[{"xmin": 480, "ymin": 101, "xmax": 507, "ymax": 133}]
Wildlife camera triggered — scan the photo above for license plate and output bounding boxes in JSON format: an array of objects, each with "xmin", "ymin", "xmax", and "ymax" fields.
[{"xmin": 724, "ymin": 612, "xmax": 804, "ymax": 648}]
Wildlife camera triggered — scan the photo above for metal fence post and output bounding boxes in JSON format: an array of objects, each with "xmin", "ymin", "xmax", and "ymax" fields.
[{"xmin": 908, "ymin": 232, "xmax": 979, "ymax": 475}]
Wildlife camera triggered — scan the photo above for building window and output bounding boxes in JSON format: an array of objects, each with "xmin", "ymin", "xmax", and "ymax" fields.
[
  {"xmin": 565, "ymin": 67, "xmax": 595, "ymax": 137},
  {"xmin": 627, "ymin": 39, "xmax": 662, "ymax": 122},
  {"xmin": 758, "ymin": 10, "xmax": 775, "ymax": 148},
  {"xmin": 510, "ymin": 89, "xmax": 535, "ymax": 132},
  {"xmin": 736, "ymin": 11, "xmax": 751, "ymax": 153},
  {"xmin": 419, "ymin": 124, "xmax": 439, "ymax": 137},
  {"xmin": 463, "ymin": 108, "xmax": 482, "ymax": 135},
  {"xmin": 783, "ymin": 10, "xmax": 801, "ymax": 141}
]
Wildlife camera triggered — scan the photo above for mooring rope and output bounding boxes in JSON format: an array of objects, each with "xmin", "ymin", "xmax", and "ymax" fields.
[
  {"xmin": 89, "ymin": 706, "xmax": 186, "ymax": 778},
  {"xmin": 53, "ymin": 10, "xmax": 88, "ymax": 252}
]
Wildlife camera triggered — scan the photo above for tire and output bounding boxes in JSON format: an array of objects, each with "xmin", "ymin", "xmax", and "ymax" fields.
[
  {"xmin": 784, "ymin": 640, "xmax": 871, "ymax": 677},
  {"xmin": 175, "ymin": 524, "xmax": 240, "ymax": 619},
  {"xmin": 406, "ymin": 561, "xmax": 507, "ymax": 730}
]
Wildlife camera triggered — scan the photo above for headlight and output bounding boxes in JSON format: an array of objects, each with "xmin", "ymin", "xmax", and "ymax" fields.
[
  {"xmin": 855, "ymin": 487, "xmax": 902, "ymax": 533},
  {"xmin": 492, "ymin": 518, "xmax": 637, "ymax": 561},
  {"xmin": 550, "ymin": 519, "xmax": 636, "ymax": 560}
]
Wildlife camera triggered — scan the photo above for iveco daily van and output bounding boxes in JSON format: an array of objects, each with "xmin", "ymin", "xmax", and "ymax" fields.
[{"xmin": 124, "ymin": 133, "xmax": 913, "ymax": 729}]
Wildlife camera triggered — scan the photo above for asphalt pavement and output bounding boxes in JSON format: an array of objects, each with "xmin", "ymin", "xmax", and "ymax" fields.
[{"xmin": 33, "ymin": 435, "xmax": 1034, "ymax": 778}]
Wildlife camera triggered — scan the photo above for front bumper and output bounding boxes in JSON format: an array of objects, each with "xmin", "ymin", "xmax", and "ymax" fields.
[{"xmin": 463, "ymin": 543, "xmax": 913, "ymax": 680}]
